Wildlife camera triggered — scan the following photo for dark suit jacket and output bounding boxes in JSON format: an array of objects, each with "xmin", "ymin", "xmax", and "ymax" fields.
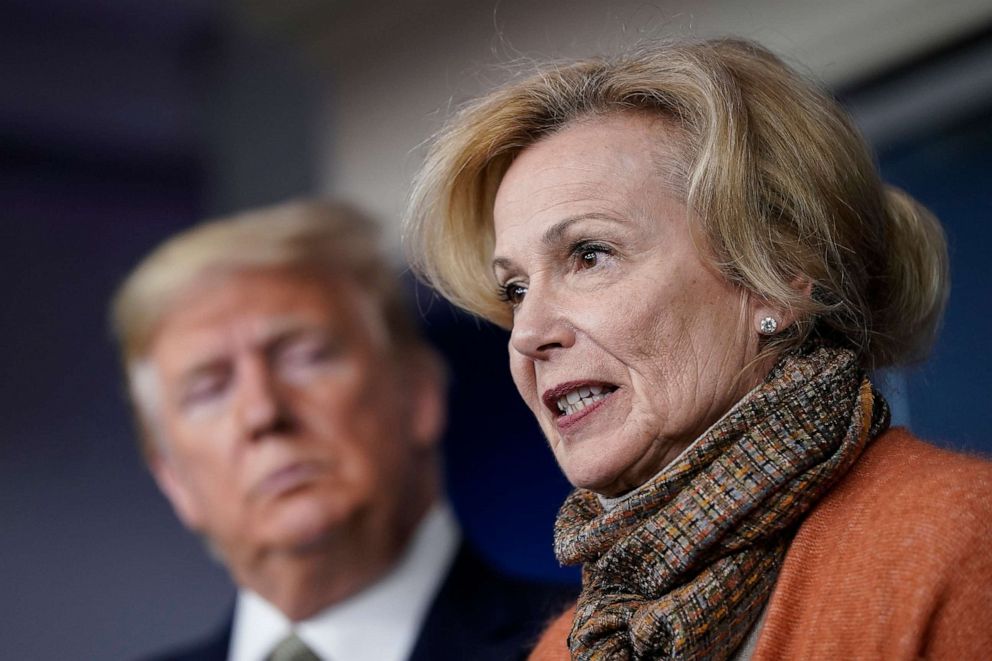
[{"xmin": 144, "ymin": 543, "xmax": 575, "ymax": 661}]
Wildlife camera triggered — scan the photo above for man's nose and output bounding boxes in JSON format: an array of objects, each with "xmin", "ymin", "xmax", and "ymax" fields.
[
  {"xmin": 234, "ymin": 356, "xmax": 286, "ymax": 440},
  {"xmin": 509, "ymin": 285, "xmax": 576, "ymax": 360}
]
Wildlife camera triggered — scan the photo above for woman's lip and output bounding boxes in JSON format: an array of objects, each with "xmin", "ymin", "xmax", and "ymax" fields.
[
  {"xmin": 554, "ymin": 389, "xmax": 615, "ymax": 432},
  {"xmin": 252, "ymin": 461, "xmax": 323, "ymax": 498},
  {"xmin": 541, "ymin": 380, "xmax": 617, "ymax": 414}
]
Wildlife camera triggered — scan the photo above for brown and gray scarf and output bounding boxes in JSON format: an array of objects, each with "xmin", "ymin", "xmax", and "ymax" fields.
[{"xmin": 554, "ymin": 344, "xmax": 890, "ymax": 660}]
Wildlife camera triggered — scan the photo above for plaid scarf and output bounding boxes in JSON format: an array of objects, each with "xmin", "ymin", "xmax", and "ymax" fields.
[{"xmin": 554, "ymin": 344, "xmax": 890, "ymax": 660}]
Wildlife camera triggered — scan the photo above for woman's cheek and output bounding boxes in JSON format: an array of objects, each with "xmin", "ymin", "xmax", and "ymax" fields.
[{"xmin": 508, "ymin": 354, "xmax": 538, "ymax": 409}]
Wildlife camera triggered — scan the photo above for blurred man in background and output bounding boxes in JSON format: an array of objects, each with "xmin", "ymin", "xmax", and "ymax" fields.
[{"xmin": 111, "ymin": 200, "xmax": 571, "ymax": 661}]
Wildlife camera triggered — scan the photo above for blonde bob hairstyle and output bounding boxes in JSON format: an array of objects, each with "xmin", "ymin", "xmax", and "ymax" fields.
[
  {"xmin": 405, "ymin": 37, "xmax": 949, "ymax": 369},
  {"xmin": 112, "ymin": 200, "xmax": 427, "ymax": 455}
]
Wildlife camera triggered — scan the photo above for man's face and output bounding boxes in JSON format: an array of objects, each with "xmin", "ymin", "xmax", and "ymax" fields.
[{"xmin": 144, "ymin": 268, "xmax": 441, "ymax": 560}]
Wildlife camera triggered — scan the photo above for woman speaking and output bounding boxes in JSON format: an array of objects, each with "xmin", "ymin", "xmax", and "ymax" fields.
[{"xmin": 406, "ymin": 38, "xmax": 992, "ymax": 659}]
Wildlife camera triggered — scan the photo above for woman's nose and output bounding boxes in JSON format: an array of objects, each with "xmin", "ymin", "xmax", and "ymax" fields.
[{"xmin": 509, "ymin": 287, "xmax": 576, "ymax": 360}]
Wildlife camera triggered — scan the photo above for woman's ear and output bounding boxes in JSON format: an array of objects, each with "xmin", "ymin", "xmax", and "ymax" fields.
[{"xmin": 751, "ymin": 278, "xmax": 813, "ymax": 336}]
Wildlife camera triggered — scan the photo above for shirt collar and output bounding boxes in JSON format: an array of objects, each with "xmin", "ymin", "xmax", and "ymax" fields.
[{"xmin": 229, "ymin": 502, "xmax": 460, "ymax": 661}]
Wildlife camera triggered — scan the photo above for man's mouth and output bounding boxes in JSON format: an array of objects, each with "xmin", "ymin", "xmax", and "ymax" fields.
[
  {"xmin": 544, "ymin": 382, "xmax": 618, "ymax": 417},
  {"xmin": 253, "ymin": 460, "xmax": 324, "ymax": 498}
]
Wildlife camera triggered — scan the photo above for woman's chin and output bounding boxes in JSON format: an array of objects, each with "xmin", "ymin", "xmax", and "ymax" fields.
[
  {"xmin": 559, "ymin": 446, "xmax": 672, "ymax": 497},
  {"xmin": 560, "ymin": 459, "xmax": 633, "ymax": 497}
]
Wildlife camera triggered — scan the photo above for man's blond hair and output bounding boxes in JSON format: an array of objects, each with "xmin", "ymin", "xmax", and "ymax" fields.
[{"xmin": 112, "ymin": 199, "xmax": 426, "ymax": 456}]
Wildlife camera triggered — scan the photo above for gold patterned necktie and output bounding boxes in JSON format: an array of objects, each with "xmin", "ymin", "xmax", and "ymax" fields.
[{"xmin": 266, "ymin": 632, "xmax": 322, "ymax": 661}]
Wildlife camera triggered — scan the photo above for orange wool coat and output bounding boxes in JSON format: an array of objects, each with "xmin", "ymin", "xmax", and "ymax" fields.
[{"xmin": 529, "ymin": 428, "xmax": 992, "ymax": 660}]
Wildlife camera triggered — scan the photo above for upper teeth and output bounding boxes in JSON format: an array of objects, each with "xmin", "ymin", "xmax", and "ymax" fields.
[{"xmin": 557, "ymin": 385, "xmax": 608, "ymax": 416}]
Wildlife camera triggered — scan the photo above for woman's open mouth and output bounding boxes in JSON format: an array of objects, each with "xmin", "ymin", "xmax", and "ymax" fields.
[
  {"xmin": 543, "ymin": 381, "xmax": 619, "ymax": 427},
  {"xmin": 555, "ymin": 384, "xmax": 614, "ymax": 416}
]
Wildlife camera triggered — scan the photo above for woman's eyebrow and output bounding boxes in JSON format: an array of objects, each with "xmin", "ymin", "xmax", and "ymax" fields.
[
  {"xmin": 493, "ymin": 213, "xmax": 626, "ymax": 273},
  {"xmin": 491, "ymin": 219, "xmax": 580, "ymax": 274},
  {"xmin": 492, "ymin": 256, "xmax": 514, "ymax": 274},
  {"xmin": 542, "ymin": 213, "xmax": 623, "ymax": 245}
]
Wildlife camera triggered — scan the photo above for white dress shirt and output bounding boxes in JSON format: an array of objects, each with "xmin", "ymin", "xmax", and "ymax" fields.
[{"xmin": 228, "ymin": 502, "xmax": 460, "ymax": 661}]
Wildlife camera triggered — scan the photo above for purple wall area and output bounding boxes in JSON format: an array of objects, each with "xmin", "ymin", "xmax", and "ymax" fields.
[
  {"xmin": 0, "ymin": 168, "xmax": 237, "ymax": 658},
  {"xmin": 0, "ymin": 2, "xmax": 233, "ymax": 658}
]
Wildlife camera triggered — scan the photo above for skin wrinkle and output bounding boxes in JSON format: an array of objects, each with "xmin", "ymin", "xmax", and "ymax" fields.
[{"xmin": 493, "ymin": 113, "xmax": 773, "ymax": 497}]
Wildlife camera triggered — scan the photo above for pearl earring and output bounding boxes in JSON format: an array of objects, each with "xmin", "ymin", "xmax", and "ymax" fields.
[{"xmin": 758, "ymin": 316, "xmax": 778, "ymax": 335}]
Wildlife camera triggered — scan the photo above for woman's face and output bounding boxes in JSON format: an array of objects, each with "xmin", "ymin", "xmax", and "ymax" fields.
[{"xmin": 492, "ymin": 113, "xmax": 766, "ymax": 497}]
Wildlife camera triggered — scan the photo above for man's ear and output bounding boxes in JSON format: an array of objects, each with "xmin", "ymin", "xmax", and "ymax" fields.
[
  {"xmin": 149, "ymin": 453, "xmax": 203, "ymax": 531},
  {"xmin": 406, "ymin": 348, "xmax": 447, "ymax": 451}
]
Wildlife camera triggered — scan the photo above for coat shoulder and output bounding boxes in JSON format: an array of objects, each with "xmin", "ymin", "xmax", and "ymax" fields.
[
  {"xmin": 527, "ymin": 605, "xmax": 575, "ymax": 661},
  {"xmin": 807, "ymin": 428, "xmax": 992, "ymax": 550},
  {"xmin": 755, "ymin": 428, "xmax": 992, "ymax": 659}
]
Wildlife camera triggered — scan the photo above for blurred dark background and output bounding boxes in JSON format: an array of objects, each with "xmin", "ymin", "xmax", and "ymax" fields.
[{"xmin": 2, "ymin": 1, "xmax": 991, "ymax": 658}]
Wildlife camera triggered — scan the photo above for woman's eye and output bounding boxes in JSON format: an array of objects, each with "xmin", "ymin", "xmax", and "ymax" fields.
[
  {"xmin": 579, "ymin": 249, "xmax": 600, "ymax": 268},
  {"xmin": 498, "ymin": 282, "xmax": 527, "ymax": 306},
  {"xmin": 573, "ymin": 242, "xmax": 612, "ymax": 270}
]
